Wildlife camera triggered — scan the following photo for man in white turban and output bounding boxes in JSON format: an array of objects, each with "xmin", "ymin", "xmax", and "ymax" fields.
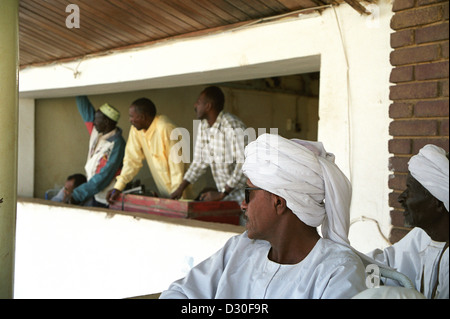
[
  {"xmin": 160, "ymin": 134, "xmax": 366, "ymax": 299},
  {"xmin": 367, "ymin": 144, "xmax": 449, "ymax": 299}
]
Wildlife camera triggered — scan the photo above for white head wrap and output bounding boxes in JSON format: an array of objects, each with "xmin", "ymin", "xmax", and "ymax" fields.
[
  {"xmin": 408, "ymin": 144, "xmax": 449, "ymax": 212},
  {"xmin": 242, "ymin": 133, "xmax": 352, "ymax": 247}
]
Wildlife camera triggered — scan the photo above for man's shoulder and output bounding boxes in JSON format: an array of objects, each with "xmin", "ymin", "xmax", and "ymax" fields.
[
  {"xmin": 225, "ymin": 232, "xmax": 266, "ymax": 249},
  {"xmin": 107, "ymin": 127, "xmax": 126, "ymax": 145},
  {"xmin": 155, "ymin": 114, "xmax": 178, "ymax": 130},
  {"xmin": 391, "ymin": 227, "xmax": 432, "ymax": 252},
  {"xmin": 315, "ymin": 239, "xmax": 362, "ymax": 265},
  {"xmin": 220, "ymin": 112, "xmax": 246, "ymax": 129}
]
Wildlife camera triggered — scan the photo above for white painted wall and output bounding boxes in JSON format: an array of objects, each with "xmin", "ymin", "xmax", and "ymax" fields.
[
  {"xmin": 14, "ymin": 199, "xmax": 243, "ymax": 299},
  {"xmin": 18, "ymin": 2, "xmax": 394, "ymax": 252},
  {"xmin": 18, "ymin": 99, "xmax": 35, "ymax": 197}
]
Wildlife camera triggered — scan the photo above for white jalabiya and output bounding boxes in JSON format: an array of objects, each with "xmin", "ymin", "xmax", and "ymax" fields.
[
  {"xmin": 352, "ymin": 286, "xmax": 426, "ymax": 299},
  {"xmin": 161, "ymin": 134, "xmax": 367, "ymax": 299},
  {"xmin": 242, "ymin": 135, "xmax": 396, "ymax": 271},
  {"xmin": 408, "ymin": 144, "xmax": 449, "ymax": 212},
  {"xmin": 362, "ymin": 145, "xmax": 449, "ymax": 298},
  {"xmin": 367, "ymin": 228, "xmax": 449, "ymax": 299},
  {"xmin": 160, "ymin": 232, "xmax": 367, "ymax": 299}
]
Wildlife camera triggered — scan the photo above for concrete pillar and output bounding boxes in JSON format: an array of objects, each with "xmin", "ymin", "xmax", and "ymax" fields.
[{"xmin": 0, "ymin": 0, "xmax": 19, "ymax": 299}]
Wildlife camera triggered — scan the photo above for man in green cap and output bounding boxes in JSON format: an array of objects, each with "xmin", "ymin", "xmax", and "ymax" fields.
[{"xmin": 68, "ymin": 95, "xmax": 126, "ymax": 207}]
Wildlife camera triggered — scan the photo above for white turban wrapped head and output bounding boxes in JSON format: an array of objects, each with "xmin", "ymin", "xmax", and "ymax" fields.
[
  {"xmin": 408, "ymin": 144, "xmax": 449, "ymax": 212},
  {"xmin": 242, "ymin": 133, "xmax": 352, "ymax": 247}
]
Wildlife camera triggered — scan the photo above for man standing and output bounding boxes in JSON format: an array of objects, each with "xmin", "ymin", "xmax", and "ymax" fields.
[
  {"xmin": 367, "ymin": 144, "xmax": 449, "ymax": 299},
  {"xmin": 170, "ymin": 86, "xmax": 247, "ymax": 203},
  {"xmin": 107, "ymin": 97, "xmax": 186, "ymax": 201},
  {"xmin": 71, "ymin": 96, "xmax": 125, "ymax": 207}
]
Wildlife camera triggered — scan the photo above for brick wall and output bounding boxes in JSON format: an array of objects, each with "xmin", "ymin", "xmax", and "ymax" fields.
[{"xmin": 388, "ymin": 0, "xmax": 449, "ymax": 243}]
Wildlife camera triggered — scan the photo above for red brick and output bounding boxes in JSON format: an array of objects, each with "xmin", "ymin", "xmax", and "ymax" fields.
[
  {"xmin": 416, "ymin": 22, "xmax": 449, "ymax": 44},
  {"xmin": 388, "ymin": 173, "xmax": 407, "ymax": 190},
  {"xmin": 442, "ymin": 42, "xmax": 449, "ymax": 59},
  {"xmin": 442, "ymin": 79, "xmax": 449, "ymax": 97},
  {"xmin": 389, "ymin": 138, "xmax": 412, "ymax": 154},
  {"xmin": 390, "ymin": 44, "xmax": 439, "ymax": 65},
  {"xmin": 389, "ymin": 119, "xmax": 438, "ymax": 136},
  {"xmin": 390, "ymin": 210, "xmax": 405, "ymax": 227},
  {"xmin": 441, "ymin": 119, "xmax": 449, "ymax": 135},
  {"xmin": 415, "ymin": 61, "xmax": 449, "ymax": 80},
  {"xmin": 443, "ymin": 1, "xmax": 449, "ymax": 20},
  {"xmin": 391, "ymin": 6, "xmax": 442, "ymax": 30},
  {"xmin": 390, "ymin": 227, "xmax": 411, "ymax": 244},
  {"xmin": 389, "ymin": 156, "xmax": 410, "ymax": 173},
  {"xmin": 412, "ymin": 138, "xmax": 450, "ymax": 153},
  {"xmin": 393, "ymin": 0, "xmax": 415, "ymax": 12},
  {"xmin": 415, "ymin": 100, "xmax": 449, "ymax": 116},
  {"xmin": 390, "ymin": 82, "xmax": 439, "ymax": 99},
  {"xmin": 389, "ymin": 191, "xmax": 404, "ymax": 209},
  {"xmin": 390, "ymin": 102, "xmax": 413, "ymax": 118},
  {"xmin": 391, "ymin": 29, "xmax": 414, "ymax": 48},
  {"xmin": 417, "ymin": 0, "xmax": 448, "ymax": 5},
  {"xmin": 390, "ymin": 66, "xmax": 414, "ymax": 82}
]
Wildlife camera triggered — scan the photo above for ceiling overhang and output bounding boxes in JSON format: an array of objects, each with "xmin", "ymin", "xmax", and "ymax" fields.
[{"xmin": 19, "ymin": 0, "xmax": 373, "ymax": 68}]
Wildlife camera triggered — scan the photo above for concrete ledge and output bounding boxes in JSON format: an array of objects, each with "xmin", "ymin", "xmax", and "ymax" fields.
[{"xmin": 15, "ymin": 197, "xmax": 244, "ymax": 298}]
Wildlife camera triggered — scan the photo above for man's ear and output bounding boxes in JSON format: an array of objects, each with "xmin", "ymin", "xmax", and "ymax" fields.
[
  {"xmin": 435, "ymin": 198, "xmax": 448, "ymax": 214},
  {"xmin": 274, "ymin": 195, "xmax": 287, "ymax": 215},
  {"xmin": 137, "ymin": 112, "xmax": 145, "ymax": 121},
  {"xmin": 205, "ymin": 101, "xmax": 213, "ymax": 112}
]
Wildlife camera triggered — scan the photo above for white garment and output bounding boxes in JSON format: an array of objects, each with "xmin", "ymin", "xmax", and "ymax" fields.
[
  {"xmin": 160, "ymin": 232, "xmax": 367, "ymax": 299},
  {"xmin": 241, "ymin": 134, "xmax": 391, "ymax": 272},
  {"xmin": 367, "ymin": 227, "xmax": 449, "ymax": 299},
  {"xmin": 85, "ymin": 128, "xmax": 118, "ymax": 204},
  {"xmin": 408, "ymin": 144, "xmax": 449, "ymax": 212},
  {"xmin": 352, "ymin": 287, "xmax": 426, "ymax": 299}
]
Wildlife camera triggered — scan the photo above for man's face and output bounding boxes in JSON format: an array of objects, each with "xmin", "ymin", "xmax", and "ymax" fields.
[
  {"xmin": 398, "ymin": 173, "xmax": 439, "ymax": 229},
  {"xmin": 94, "ymin": 111, "xmax": 109, "ymax": 134},
  {"xmin": 128, "ymin": 105, "xmax": 146, "ymax": 130},
  {"xmin": 194, "ymin": 93, "xmax": 209, "ymax": 120},
  {"xmin": 63, "ymin": 179, "xmax": 76, "ymax": 202},
  {"xmin": 241, "ymin": 179, "xmax": 277, "ymax": 240}
]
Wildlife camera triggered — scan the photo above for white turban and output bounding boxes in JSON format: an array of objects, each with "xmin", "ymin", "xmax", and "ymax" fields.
[
  {"xmin": 242, "ymin": 133, "xmax": 352, "ymax": 247},
  {"xmin": 408, "ymin": 144, "xmax": 449, "ymax": 212}
]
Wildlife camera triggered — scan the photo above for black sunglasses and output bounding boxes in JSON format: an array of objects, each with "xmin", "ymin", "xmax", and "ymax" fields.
[{"xmin": 244, "ymin": 187, "xmax": 262, "ymax": 204}]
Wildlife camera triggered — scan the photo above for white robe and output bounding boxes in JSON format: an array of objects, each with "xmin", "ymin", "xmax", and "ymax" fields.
[
  {"xmin": 367, "ymin": 227, "xmax": 449, "ymax": 299},
  {"xmin": 160, "ymin": 232, "xmax": 367, "ymax": 299}
]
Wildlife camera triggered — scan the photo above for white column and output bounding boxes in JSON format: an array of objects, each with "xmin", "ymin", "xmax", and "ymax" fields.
[
  {"xmin": 18, "ymin": 99, "xmax": 36, "ymax": 197},
  {"xmin": 0, "ymin": 0, "xmax": 19, "ymax": 299}
]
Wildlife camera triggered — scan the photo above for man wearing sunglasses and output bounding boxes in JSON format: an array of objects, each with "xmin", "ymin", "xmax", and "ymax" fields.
[{"xmin": 160, "ymin": 134, "xmax": 367, "ymax": 299}]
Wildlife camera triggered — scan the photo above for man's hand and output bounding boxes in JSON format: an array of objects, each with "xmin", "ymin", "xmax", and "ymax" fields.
[
  {"xmin": 170, "ymin": 186, "xmax": 184, "ymax": 200},
  {"xmin": 106, "ymin": 188, "xmax": 121, "ymax": 204},
  {"xmin": 199, "ymin": 191, "xmax": 226, "ymax": 202},
  {"xmin": 170, "ymin": 180, "xmax": 190, "ymax": 200}
]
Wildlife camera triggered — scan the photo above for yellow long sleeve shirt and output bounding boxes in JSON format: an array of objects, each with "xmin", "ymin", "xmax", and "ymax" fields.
[{"xmin": 113, "ymin": 115, "xmax": 185, "ymax": 198}]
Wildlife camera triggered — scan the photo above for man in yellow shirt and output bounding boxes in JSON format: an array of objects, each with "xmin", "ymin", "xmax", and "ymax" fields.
[{"xmin": 106, "ymin": 98, "xmax": 186, "ymax": 202}]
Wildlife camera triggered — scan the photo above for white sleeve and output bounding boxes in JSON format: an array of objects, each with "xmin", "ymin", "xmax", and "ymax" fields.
[
  {"xmin": 159, "ymin": 234, "xmax": 241, "ymax": 299},
  {"xmin": 321, "ymin": 255, "xmax": 367, "ymax": 299}
]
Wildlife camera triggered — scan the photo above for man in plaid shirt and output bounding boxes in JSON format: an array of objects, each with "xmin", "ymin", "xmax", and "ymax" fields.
[{"xmin": 171, "ymin": 86, "xmax": 247, "ymax": 203}]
